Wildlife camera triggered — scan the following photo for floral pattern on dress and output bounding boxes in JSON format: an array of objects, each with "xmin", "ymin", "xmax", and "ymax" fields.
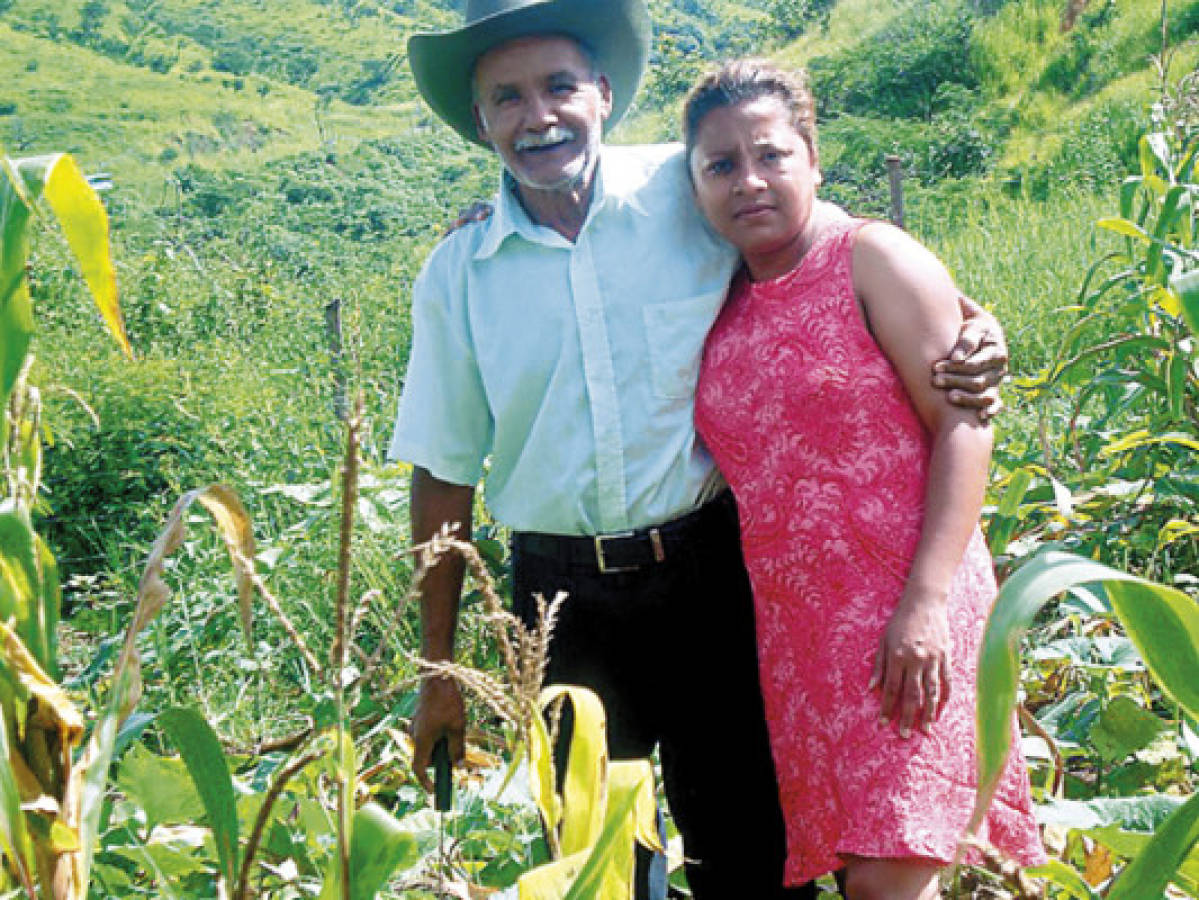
[{"xmin": 694, "ymin": 220, "xmax": 1046, "ymax": 884}]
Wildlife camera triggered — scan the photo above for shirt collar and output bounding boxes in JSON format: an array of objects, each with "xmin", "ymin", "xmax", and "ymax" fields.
[{"xmin": 473, "ymin": 150, "xmax": 628, "ymax": 260}]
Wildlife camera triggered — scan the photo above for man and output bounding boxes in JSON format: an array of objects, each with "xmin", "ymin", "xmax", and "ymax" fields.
[{"xmin": 391, "ymin": 1, "xmax": 1006, "ymax": 897}]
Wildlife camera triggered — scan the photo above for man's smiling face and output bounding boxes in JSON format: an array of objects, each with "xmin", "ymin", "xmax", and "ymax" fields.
[{"xmin": 472, "ymin": 34, "xmax": 612, "ymax": 199}]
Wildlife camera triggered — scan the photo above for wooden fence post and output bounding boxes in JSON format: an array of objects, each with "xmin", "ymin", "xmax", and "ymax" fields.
[{"xmin": 325, "ymin": 298, "xmax": 347, "ymax": 422}]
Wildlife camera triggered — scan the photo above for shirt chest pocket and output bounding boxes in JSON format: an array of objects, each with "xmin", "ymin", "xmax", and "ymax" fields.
[{"xmin": 642, "ymin": 290, "xmax": 727, "ymax": 400}]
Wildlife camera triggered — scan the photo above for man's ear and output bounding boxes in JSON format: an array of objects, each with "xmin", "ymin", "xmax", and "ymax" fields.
[
  {"xmin": 473, "ymin": 103, "xmax": 492, "ymax": 147},
  {"xmin": 597, "ymin": 74, "xmax": 613, "ymax": 122}
]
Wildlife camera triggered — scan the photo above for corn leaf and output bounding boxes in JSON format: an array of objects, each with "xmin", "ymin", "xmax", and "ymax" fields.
[
  {"xmin": 1097, "ymin": 217, "xmax": 1150, "ymax": 241},
  {"xmin": 0, "ymin": 158, "xmax": 35, "ymax": 411},
  {"xmin": 969, "ymin": 550, "xmax": 1199, "ymax": 837},
  {"xmin": 1173, "ymin": 268, "xmax": 1199, "ymax": 335},
  {"xmin": 35, "ymin": 155, "xmax": 131, "ymax": 360},
  {"xmin": 63, "ymin": 661, "xmax": 138, "ymax": 897},
  {"xmin": 194, "ymin": 485, "xmax": 256, "ymax": 644},
  {"xmin": 561, "ymin": 762, "xmax": 652, "ymax": 900},
  {"xmin": 0, "ymin": 511, "xmax": 45, "ymax": 670},
  {"xmin": 0, "ymin": 709, "xmax": 37, "ymax": 898},
  {"xmin": 157, "ymin": 708, "xmax": 239, "ymax": 889},
  {"xmin": 7, "ymin": 154, "xmax": 131, "ymax": 361},
  {"xmin": 63, "ymin": 484, "xmax": 256, "ymax": 895},
  {"xmin": 539, "ymin": 685, "xmax": 608, "ymax": 856},
  {"xmin": 1107, "ymin": 792, "xmax": 1199, "ymax": 900},
  {"xmin": 527, "ymin": 709, "xmax": 563, "ymax": 836},
  {"xmin": 519, "ymin": 850, "xmax": 589, "ymax": 900},
  {"xmin": 987, "ymin": 467, "xmax": 1033, "ymax": 556},
  {"xmin": 1099, "ymin": 429, "xmax": 1199, "ymax": 457},
  {"xmin": 344, "ymin": 802, "xmax": 420, "ymax": 900}
]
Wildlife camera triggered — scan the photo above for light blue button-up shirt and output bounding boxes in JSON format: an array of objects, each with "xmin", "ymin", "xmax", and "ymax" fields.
[{"xmin": 389, "ymin": 143, "xmax": 739, "ymax": 535}]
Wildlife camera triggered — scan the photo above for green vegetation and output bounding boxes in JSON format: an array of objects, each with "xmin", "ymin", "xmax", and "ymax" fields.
[{"xmin": 0, "ymin": 0, "xmax": 1196, "ymax": 895}]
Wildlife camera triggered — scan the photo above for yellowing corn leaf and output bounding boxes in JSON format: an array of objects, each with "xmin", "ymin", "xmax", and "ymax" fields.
[
  {"xmin": 195, "ymin": 485, "xmax": 256, "ymax": 643},
  {"xmin": 527, "ymin": 716, "xmax": 562, "ymax": 838},
  {"xmin": 126, "ymin": 484, "xmax": 255, "ymax": 670},
  {"xmin": 561, "ymin": 762, "xmax": 652, "ymax": 900},
  {"xmin": 519, "ymin": 850, "xmax": 588, "ymax": 900},
  {"xmin": 539, "ymin": 686, "xmax": 607, "ymax": 857},
  {"xmin": 57, "ymin": 484, "xmax": 257, "ymax": 898},
  {"xmin": 519, "ymin": 688, "xmax": 659, "ymax": 900},
  {"xmin": 18, "ymin": 154, "xmax": 132, "ymax": 361},
  {"xmin": 0, "ymin": 620, "xmax": 84, "ymax": 896}
]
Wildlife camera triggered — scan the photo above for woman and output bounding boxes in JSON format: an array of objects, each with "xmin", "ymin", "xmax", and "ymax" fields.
[{"xmin": 686, "ymin": 61, "xmax": 1046, "ymax": 898}]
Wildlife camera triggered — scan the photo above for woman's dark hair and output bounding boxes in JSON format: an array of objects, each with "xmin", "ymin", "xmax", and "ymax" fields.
[{"xmin": 682, "ymin": 60, "xmax": 817, "ymax": 164}]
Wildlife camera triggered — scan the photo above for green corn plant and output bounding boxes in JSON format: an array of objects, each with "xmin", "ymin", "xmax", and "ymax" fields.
[
  {"xmin": 970, "ymin": 548, "xmax": 1199, "ymax": 898},
  {"xmin": 997, "ymin": 118, "xmax": 1197, "ymax": 578},
  {"xmin": 0, "ymin": 151, "xmax": 134, "ymax": 896}
]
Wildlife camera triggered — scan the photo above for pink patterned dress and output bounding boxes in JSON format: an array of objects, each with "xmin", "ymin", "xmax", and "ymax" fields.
[{"xmin": 694, "ymin": 220, "xmax": 1045, "ymax": 885}]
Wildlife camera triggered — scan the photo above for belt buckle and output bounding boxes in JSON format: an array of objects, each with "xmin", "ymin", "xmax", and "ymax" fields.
[{"xmin": 594, "ymin": 531, "xmax": 636, "ymax": 574}]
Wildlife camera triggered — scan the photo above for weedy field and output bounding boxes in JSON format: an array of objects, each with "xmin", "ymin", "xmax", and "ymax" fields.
[{"xmin": 1, "ymin": 0, "xmax": 1197, "ymax": 896}]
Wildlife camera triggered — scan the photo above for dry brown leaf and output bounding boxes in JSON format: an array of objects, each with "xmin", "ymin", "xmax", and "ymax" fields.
[{"xmin": 1082, "ymin": 836, "xmax": 1113, "ymax": 886}]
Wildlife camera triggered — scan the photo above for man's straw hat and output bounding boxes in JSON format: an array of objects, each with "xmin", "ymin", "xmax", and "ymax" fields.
[{"xmin": 408, "ymin": 0, "xmax": 651, "ymax": 146}]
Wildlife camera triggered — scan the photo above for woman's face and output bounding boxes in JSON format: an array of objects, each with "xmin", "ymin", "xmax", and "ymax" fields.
[{"xmin": 688, "ymin": 97, "xmax": 821, "ymax": 280}]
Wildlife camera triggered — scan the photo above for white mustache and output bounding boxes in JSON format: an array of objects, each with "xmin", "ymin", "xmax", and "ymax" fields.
[{"xmin": 515, "ymin": 126, "xmax": 576, "ymax": 151}]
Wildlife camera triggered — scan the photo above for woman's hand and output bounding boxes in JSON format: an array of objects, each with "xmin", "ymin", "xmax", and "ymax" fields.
[{"xmin": 870, "ymin": 586, "xmax": 952, "ymax": 738}]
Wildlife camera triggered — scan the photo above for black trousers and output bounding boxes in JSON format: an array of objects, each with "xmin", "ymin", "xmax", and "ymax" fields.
[{"xmin": 512, "ymin": 493, "xmax": 816, "ymax": 900}]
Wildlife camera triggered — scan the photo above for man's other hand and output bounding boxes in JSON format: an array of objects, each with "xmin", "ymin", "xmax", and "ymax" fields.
[
  {"xmin": 410, "ymin": 675, "xmax": 466, "ymax": 792},
  {"xmin": 441, "ymin": 201, "xmax": 495, "ymax": 238},
  {"xmin": 933, "ymin": 294, "xmax": 1009, "ymax": 422}
]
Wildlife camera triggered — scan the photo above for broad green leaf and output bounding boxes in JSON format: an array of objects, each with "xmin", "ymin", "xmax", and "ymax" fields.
[
  {"xmin": 1107, "ymin": 791, "xmax": 1199, "ymax": 900},
  {"xmin": 969, "ymin": 550, "xmax": 1199, "ymax": 837},
  {"xmin": 1173, "ymin": 268, "xmax": 1199, "ymax": 335},
  {"xmin": 115, "ymin": 743, "xmax": 205, "ymax": 832},
  {"xmin": 1089, "ymin": 696, "xmax": 1166, "ymax": 764},
  {"xmin": 1086, "ymin": 824, "xmax": 1199, "ymax": 895},
  {"xmin": 345, "ymin": 802, "xmax": 419, "ymax": 900},
  {"xmin": 156, "ymin": 707, "xmax": 239, "ymax": 888},
  {"xmin": 1025, "ymin": 859, "xmax": 1100, "ymax": 900},
  {"xmin": 1037, "ymin": 795, "xmax": 1184, "ymax": 832},
  {"xmin": 1107, "ymin": 579, "xmax": 1199, "ymax": 718}
]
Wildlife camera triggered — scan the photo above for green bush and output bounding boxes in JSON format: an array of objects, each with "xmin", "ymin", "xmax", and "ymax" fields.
[{"xmin": 808, "ymin": 0, "xmax": 979, "ymax": 120}]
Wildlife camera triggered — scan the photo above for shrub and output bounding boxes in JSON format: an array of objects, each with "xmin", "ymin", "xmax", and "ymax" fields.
[{"xmin": 808, "ymin": 0, "xmax": 979, "ymax": 120}]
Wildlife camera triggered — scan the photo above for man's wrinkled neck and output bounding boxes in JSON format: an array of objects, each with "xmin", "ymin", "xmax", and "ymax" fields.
[{"xmin": 511, "ymin": 162, "xmax": 599, "ymax": 243}]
